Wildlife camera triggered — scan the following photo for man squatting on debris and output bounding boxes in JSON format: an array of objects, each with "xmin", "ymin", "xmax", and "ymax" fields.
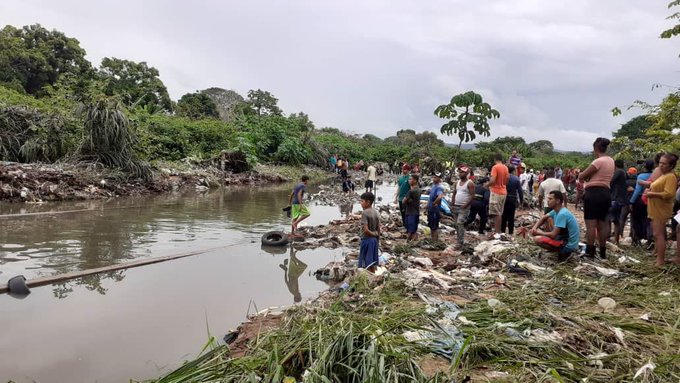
[{"xmin": 530, "ymin": 190, "xmax": 581, "ymax": 262}]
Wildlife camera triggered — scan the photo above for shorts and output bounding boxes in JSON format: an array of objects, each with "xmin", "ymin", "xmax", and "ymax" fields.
[
  {"xmin": 359, "ymin": 237, "xmax": 379, "ymax": 268},
  {"xmin": 535, "ymin": 236, "xmax": 576, "ymax": 256},
  {"xmin": 405, "ymin": 214, "xmax": 419, "ymax": 234},
  {"xmin": 291, "ymin": 204, "xmax": 310, "ymax": 220},
  {"xmin": 427, "ymin": 208, "xmax": 441, "ymax": 230},
  {"xmin": 584, "ymin": 186, "xmax": 611, "ymax": 221},
  {"xmin": 608, "ymin": 201, "xmax": 625, "ymax": 222},
  {"xmin": 364, "ymin": 180, "xmax": 374, "ymax": 188},
  {"xmin": 340, "ymin": 169, "xmax": 348, "ymax": 179},
  {"xmin": 489, "ymin": 192, "xmax": 507, "ymax": 216}
]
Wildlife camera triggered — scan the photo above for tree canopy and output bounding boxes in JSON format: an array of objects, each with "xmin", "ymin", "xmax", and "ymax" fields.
[
  {"xmin": 244, "ymin": 89, "xmax": 282, "ymax": 116},
  {"xmin": 0, "ymin": 24, "xmax": 91, "ymax": 96},
  {"xmin": 613, "ymin": 115, "xmax": 652, "ymax": 140},
  {"xmin": 98, "ymin": 57, "xmax": 172, "ymax": 112},
  {"xmin": 176, "ymin": 92, "xmax": 220, "ymax": 120}
]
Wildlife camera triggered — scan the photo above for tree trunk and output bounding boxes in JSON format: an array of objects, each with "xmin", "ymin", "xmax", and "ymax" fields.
[{"xmin": 453, "ymin": 138, "xmax": 463, "ymax": 167}]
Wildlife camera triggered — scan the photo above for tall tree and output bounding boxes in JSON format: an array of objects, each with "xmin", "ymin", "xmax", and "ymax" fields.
[
  {"xmin": 176, "ymin": 92, "xmax": 220, "ymax": 120},
  {"xmin": 529, "ymin": 140, "xmax": 554, "ymax": 154},
  {"xmin": 98, "ymin": 57, "xmax": 172, "ymax": 111},
  {"xmin": 434, "ymin": 91, "xmax": 500, "ymax": 165},
  {"xmin": 244, "ymin": 89, "xmax": 282, "ymax": 116},
  {"xmin": 0, "ymin": 24, "xmax": 92, "ymax": 95}
]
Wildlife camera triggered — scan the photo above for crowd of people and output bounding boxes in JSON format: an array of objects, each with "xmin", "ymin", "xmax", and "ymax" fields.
[{"xmin": 291, "ymin": 141, "xmax": 680, "ymax": 272}]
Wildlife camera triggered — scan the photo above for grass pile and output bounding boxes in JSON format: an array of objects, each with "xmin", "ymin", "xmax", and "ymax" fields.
[
  {"xmin": 456, "ymin": 246, "xmax": 680, "ymax": 382},
  {"xmin": 144, "ymin": 275, "xmax": 454, "ymax": 383},
  {"xmin": 143, "ymin": 246, "xmax": 679, "ymax": 383}
]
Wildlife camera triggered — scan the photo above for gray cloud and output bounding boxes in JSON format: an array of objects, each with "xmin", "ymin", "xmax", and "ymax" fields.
[{"xmin": 1, "ymin": 0, "xmax": 678, "ymax": 151}]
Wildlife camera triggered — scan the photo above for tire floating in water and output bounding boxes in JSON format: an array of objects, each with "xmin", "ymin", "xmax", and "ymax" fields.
[
  {"xmin": 261, "ymin": 231, "xmax": 289, "ymax": 246},
  {"xmin": 8, "ymin": 275, "xmax": 31, "ymax": 295}
]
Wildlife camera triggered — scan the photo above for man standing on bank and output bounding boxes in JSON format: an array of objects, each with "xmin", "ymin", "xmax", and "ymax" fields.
[{"xmin": 486, "ymin": 154, "xmax": 509, "ymax": 236}]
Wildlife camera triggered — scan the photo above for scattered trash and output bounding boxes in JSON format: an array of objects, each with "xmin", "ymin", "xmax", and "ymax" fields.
[
  {"xmin": 658, "ymin": 291, "xmax": 671, "ymax": 297},
  {"xmin": 457, "ymin": 316, "xmax": 475, "ymax": 325},
  {"xmin": 574, "ymin": 263, "xmax": 620, "ymax": 277},
  {"xmin": 610, "ymin": 326, "xmax": 625, "ymax": 344},
  {"xmin": 474, "ymin": 240, "xmax": 519, "ymax": 262},
  {"xmin": 587, "ymin": 352, "xmax": 608, "ymax": 368},
  {"xmin": 639, "ymin": 313, "xmax": 650, "ymax": 321},
  {"xmin": 401, "ymin": 268, "xmax": 455, "ymax": 290},
  {"xmin": 617, "ymin": 255, "xmax": 640, "ymax": 264},
  {"xmin": 597, "ymin": 297, "xmax": 617, "ymax": 312},
  {"xmin": 487, "ymin": 298, "xmax": 502, "ymax": 308},
  {"xmin": 527, "ymin": 329, "xmax": 563, "ymax": 343},
  {"xmin": 412, "ymin": 257, "xmax": 434, "ymax": 268},
  {"xmin": 633, "ymin": 361, "xmax": 656, "ymax": 379}
]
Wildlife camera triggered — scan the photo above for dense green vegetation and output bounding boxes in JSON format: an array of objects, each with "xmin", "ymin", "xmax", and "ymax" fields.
[{"xmin": 0, "ymin": 23, "xmax": 592, "ymax": 178}]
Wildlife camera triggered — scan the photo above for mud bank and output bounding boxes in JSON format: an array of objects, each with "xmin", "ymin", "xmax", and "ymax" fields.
[{"xmin": 0, "ymin": 161, "xmax": 329, "ymax": 203}]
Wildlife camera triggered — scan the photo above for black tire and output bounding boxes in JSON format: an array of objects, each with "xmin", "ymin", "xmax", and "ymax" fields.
[
  {"xmin": 261, "ymin": 231, "xmax": 289, "ymax": 246},
  {"xmin": 8, "ymin": 275, "xmax": 30, "ymax": 295}
]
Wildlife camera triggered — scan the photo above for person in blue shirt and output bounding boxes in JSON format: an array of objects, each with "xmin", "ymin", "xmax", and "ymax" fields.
[
  {"xmin": 427, "ymin": 172, "xmax": 445, "ymax": 241},
  {"xmin": 630, "ymin": 160, "xmax": 654, "ymax": 245},
  {"xmin": 530, "ymin": 190, "xmax": 580, "ymax": 262}
]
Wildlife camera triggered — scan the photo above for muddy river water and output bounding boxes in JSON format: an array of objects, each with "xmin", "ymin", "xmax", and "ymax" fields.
[{"xmin": 0, "ymin": 181, "xmax": 395, "ymax": 383}]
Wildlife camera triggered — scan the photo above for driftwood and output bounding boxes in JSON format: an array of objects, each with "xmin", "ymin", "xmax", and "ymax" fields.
[{"xmin": 0, "ymin": 244, "xmax": 236, "ymax": 294}]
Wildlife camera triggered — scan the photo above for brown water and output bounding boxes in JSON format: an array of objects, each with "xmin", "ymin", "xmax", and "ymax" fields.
[{"xmin": 0, "ymin": 182, "xmax": 394, "ymax": 383}]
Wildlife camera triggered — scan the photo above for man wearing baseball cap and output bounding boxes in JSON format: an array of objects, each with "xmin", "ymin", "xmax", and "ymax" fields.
[{"xmin": 427, "ymin": 172, "xmax": 445, "ymax": 241}]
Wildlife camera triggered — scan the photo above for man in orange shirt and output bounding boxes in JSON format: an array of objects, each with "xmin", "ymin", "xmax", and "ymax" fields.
[{"xmin": 485, "ymin": 154, "xmax": 509, "ymax": 235}]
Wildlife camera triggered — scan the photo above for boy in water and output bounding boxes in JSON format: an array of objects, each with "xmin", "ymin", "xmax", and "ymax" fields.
[
  {"xmin": 289, "ymin": 175, "xmax": 311, "ymax": 237},
  {"xmin": 358, "ymin": 192, "xmax": 381, "ymax": 272}
]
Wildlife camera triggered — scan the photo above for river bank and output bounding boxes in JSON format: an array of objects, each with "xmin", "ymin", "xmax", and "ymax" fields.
[
  {"xmin": 0, "ymin": 160, "xmax": 330, "ymax": 203},
  {"xmin": 145, "ymin": 186, "xmax": 680, "ymax": 382}
]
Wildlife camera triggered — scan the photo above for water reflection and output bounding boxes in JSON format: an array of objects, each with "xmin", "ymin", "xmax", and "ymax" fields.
[
  {"xmin": 51, "ymin": 270, "xmax": 126, "ymax": 298},
  {"xmin": 279, "ymin": 246, "xmax": 307, "ymax": 303},
  {"xmin": 0, "ymin": 184, "xmax": 321, "ymax": 285}
]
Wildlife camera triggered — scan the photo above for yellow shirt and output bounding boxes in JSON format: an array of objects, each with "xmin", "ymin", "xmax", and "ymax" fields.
[{"xmin": 647, "ymin": 172, "xmax": 678, "ymax": 221}]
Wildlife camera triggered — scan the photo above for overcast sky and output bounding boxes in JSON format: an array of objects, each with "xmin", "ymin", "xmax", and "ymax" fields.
[{"xmin": 2, "ymin": 1, "xmax": 679, "ymax": 150}]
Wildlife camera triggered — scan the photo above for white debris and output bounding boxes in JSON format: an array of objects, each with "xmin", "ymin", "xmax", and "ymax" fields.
[
  {"xmin": 528, "ymin": 329, "xmax": 563, "ymax": 343},
  {"xmin": 471, "ymin": 268, "xmax": 489, "ymax": 278},
  {"xmin": 620, "ymin": 237, "xmax": 633, "ymax": 246},
  {"xmin": 474, "ymin": 240, "xmax": 519, "ymax": 262},
  {"xmin": 617, "ymin": 255, "xmax": 640, "ymax": 264},
  {"xmin": 640, "ymin": 313, "xmax": 650, "ymax": 321},
  {"xmin": 598, "ymin": 297, "xmax": 617, "ymax": 312},
  {"xmin": 400, "ymin": 269, "xmax": 454, "ymax": 290},
  {"xmin": 633, "ymin": 361, "xmax": 656, "ymax": 379},
  {"xmin": 611, "ymin": 327, "xmax": 625, "ymax": 344},
  {"xmin": 594, "ymin": 266, "xmax": 620, "ymax": 277},
  {"xmin": 457, "ymin": 316, "xmax": 475, "ymax": 325},
  {"xmin": 587, "ymin": 352, "xmax": 608, "ymax": 368},
  {"xmin": 517, "ymin": 261, "xmax": 548, "ymax": 273},
  {"xmin": 487, "ymin": 298, "xmax": 502, "ymax": 308},
  {"xmin": 412, "ymin": 257, "xmax": 434, "ymax": 268},
  {"xmin": 659, "ymin": 291, "xmax": 671, "ymax": 297},
  {"xmin": 402, "ymin": 331, "xmax": 426, "ymax": 342}
]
